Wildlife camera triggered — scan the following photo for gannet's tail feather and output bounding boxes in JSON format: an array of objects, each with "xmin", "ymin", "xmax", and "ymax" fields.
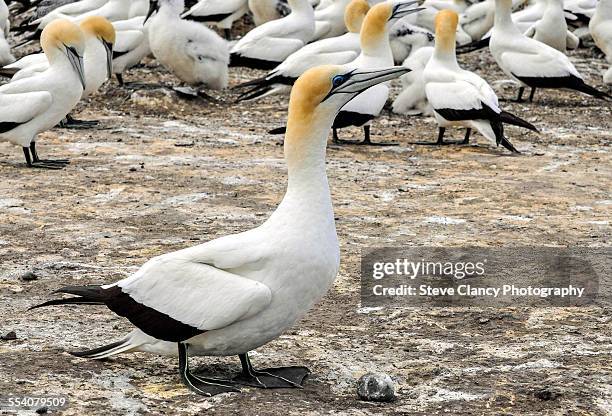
[
  {"xmin": 499, "ymin": 111, "xmax": 539, "ymax": 132},
  {"xmin": 70, "ymin": 337, "xmax": 135, "ymax": 359}
]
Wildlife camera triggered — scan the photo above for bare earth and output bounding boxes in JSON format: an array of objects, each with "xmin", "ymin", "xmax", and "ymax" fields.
[{"xmin": 0, "ymin": 46, "xmax": 611, "ymax": 415}]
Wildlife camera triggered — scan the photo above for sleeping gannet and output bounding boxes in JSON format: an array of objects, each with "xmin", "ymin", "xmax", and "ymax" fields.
[
  {"xmin": 147, "ymin": 0, "xmax": 229, "ymax": 94},
  {"xmin": 235, "ymin": 0, "xmax": 369, "ymax": 101},
  {"xmin": 182, "ymin": 0, "xmax": 249, "ymax": 40},
  {"xmin": 389, "ymin": 18, "xmax": 434, "ymax": 64},
  {"xmin": 312, "ymin": 0, "xmax": 352, "ymax": 41},
  {"xmin": 422, "ymin": 10, "xmax": 537, "ymax": 152},
  {"xmin": 0, "ymin": 19, "xmax": 85, "ymax": 168},
  {"xmin": 112, "ymin": 16, "xmax": 151, "ymax": 86},
  {"xmin": 490, "ymin": 0, "xmax": 611, "ymax": 102},
  {"xmin": 230, "ymin": 0, "xmax": 315, "ymax": 69},
  {"xmin": 523, "ymin": 0, "xmax": 579, "ymax": 51},
  {"xmin": 392, "ymin": 45, "xmax": 433, "ymax": 115},
  {"xmin": 590, "ymin": 0, "xmax": 612, "ymax": 84},
  {"xmin": 0, "ymin": 0, "xmax": 15, "ymax": 65},
  {"xmin": 330, "ymin": 0, "xmax": 423, "ymax": 145},
  {"xmin": 31, "ymin": 64, "xmax": 408, "ymax": 397}
]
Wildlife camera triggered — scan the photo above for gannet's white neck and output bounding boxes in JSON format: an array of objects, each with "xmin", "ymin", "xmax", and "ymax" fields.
[
  {"xmin": 288, "ymin": 0, "xmax": 315, "ymax": 16},
  {"xmin": 158, "ymin": 0, "xmax": 183, "ymax": 16},
  {"xmin": 494, "ymin": 0, "xmax": 522, "ymax": 34},
  {"xmin": 433, "ymin": 10, "xmax": 460, "ymax": 68},
  {"xmin": 359, "ymin": 4, "xmax": 394, "ymax": 64}
]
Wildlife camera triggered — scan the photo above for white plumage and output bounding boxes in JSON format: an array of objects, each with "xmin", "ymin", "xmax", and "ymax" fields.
[
  {"xmin": 312, "ymin": 0, "xmax": 352, "ymax": 40},
  {"xmin": 33, "ymin": 0, "xmax": 149, "ymax": 29},
  {"xmin": 392, "ymin": 46, "xmax": 433, "ymax": 115},
  {"xmin": 523, "ymin": 0, "xmax": 578, "ymax": 51},
  {"xmin": 389, "ymin": 18, "xmax": 434, "ymax": 63},
  {"xmin": 230, "ymin": 0, "xmax": 315, "ymax": 69},
  {"xmin": 112, "ymin": 17, "xmax": 151, "ymax": 85},
  {"xmin": 182, "ymin": 0, "xmax": 249, "ymax": 35},
  {"xmin": 590, "ymin": 0, "xmax": 612, "ymax": 84},
  {"xmin": 148, "ymin": 0, "xmax": 229, "ymax": 90}
]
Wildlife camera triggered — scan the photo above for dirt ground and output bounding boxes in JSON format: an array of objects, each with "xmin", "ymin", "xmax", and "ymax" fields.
[{"xmin": 0, "ymin": 41, "xmax": 611, "ymax": 415}]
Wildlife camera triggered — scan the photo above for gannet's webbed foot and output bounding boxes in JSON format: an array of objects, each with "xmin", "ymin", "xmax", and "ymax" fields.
[
  {"xmin": 413, "ymin": 127, "xmax": 456, "ymax": 146},
  {"xmin": 172, "ymin": 86, "xmax": 219, "ymax": 103},
  {"xmin": 354, "ymin": 126, "xmax": 398, "ymax": 146},
  {"xmin": 59, "ymin": 114, "xmax": 99, "ymax": 129},
  {"xmin": 512, "ymin": 87, "xmax": 526, "ymax": 103},
  {"xmin": 178, "ymin": 343, "xmax": 241, "ymax": 397},
  {"xmin": 23, "ymin": 145, "xmax": 70, "ymax": 169},
  {"xmin": 232, "ymin": 353, "xmax": 310, "ymax": 389}
]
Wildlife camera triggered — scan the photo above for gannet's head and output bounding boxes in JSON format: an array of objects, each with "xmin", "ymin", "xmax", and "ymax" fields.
[
  {"xmin": 344, "ymin": 0, "xmax": 370, "ymax": 34},
  {"xmin": 41, "ymin": 19, "xmax": 86, "ymax": 89},
  {"xmin": 285, "ymin": 65, "xmax": 408, "ymax": 155},
  {"xmin": 434, "ymin": 9, "xmax": 458, "ymax": 52},
  {"xmin": 361, "ymin": 0, "xmax": 424, "ymax": 51},
  {"xmin": 146, "ymin": 0, "xmax": 182, "ymax": 22},
  {"xmin": 80, "ymin": 16, "xmax": 115, "ymax": 78}
]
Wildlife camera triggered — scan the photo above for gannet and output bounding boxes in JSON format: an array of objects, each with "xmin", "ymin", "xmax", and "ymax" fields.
[
  {"xmin": 392, "ymin": 45, "xmax": 433, "ymax": 115},
  {"xmin": 248, "ymin": 0, "xmax": 291, "ymax": 26},
  {"xmin": 389, "ymin": 18, "xmax": 434, "ymax": 63},
  {"xmin": 422, "ymin": 10, "xmax": 537, "ymax": 152},
  {"xmin": 460, "ymin": 0, "xmax": 495, "ymax": 41},
  {"xmin": 0, "ymin": 0, "xmax": 15, "ymax": 65},
  {"xmin": 31, "ymin": 0, "xmax": 148, "ymax": 29},
  {"xmin": 235, "ymin": 0, "xmax": 369, "ymax": 101},
  {"xmin": 31, "ymin": 64, "xmax": 408, "ymax": 397},
  {"xmin": 230, "ymin": 0, "xmax": 315, "ymax": 69},
  {"xmin": 182, "ymin": 0, "xmax": 249, "ymax": 40},
  {"xmin": 146, "ymin": 0, "xmax": 229, "ymax": 95},
  {"xmin": 330, "ymin": 0, "xmax": 423, "ymax": 145},
  {"xmin": 523, "ymin": 0, "xmax": 579, "ymax": 51},
  {"xmin": 565, "ymin": 0, "xmax": 597, "ymax": 22},
  {"xmin": 590, "ymin": 0, "xmax": 612, "ymax": 84},
  {"xmin": 111, "ymin": 16, "xmax": 150, "ymax": 86},
  {"xmin": 490, "ymin": 0, "xmax": 611, "ymax": 102},
  {"xmin": 0, "ymin": 19, "xmax": 85, "ymax": 168},
  {"xmin": 312, "ymin": 0, "xmax": 352, "ymax": 41}
]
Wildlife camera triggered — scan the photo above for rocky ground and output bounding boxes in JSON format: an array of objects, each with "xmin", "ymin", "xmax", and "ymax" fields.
[{"xmin": 0, "ymin": 40, "xmax": 611, "ymax": 415}]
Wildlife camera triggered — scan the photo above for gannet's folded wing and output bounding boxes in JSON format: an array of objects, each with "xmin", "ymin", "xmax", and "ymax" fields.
[
  {"xmin": 426, "ymin": 80, "xmax": 489, "ymax": 111},
  {"xmin": 0, "ymin": 91, "xmax": 53, "ymax": 126},
  {"xmin": 497, "ymin": 47, "xmax": 580, "ymax": 78},
  {"xmin": 109, "ymin": 256, "xmax": 272, "ymax": 334},
  {"xmin": 4, "ymin": 52, "xmax": 46, "ymax": 70},
  {"xmin": 187, "ymin": 0, "xmax": 246, "ymax": 17},
  {"xmin": 114, "ymin": 30, "xmax": 145, "ymax": 54},
  {"xmin": 233, "ymin": 36, "xmax": 306, "ymax": 61}
]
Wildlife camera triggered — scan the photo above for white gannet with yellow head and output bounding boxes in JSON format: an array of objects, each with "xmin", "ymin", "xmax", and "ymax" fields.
[
  {"xmin": 590, "ymin": 0, "xmax": 612, "ymax": 84},
  {"xmin": 490, "ymin": 0, "xmax": 611, "ymax": 102},
  {"xmin": 422, "ymin": 10, "xmax": 538, "ymax": 152},
  {"xmin": 235, "ymin": 0, "xmax": 370, "ymax": 101},
  {"xmin": 31, "ymin": 64, "xmax": 408, "ymax": 397},
  {"xmin": 331, "ymin": 0, "xmax": 423, "ymax": 145},
  {"xmin": 0, "ymin": 19, "xmax": 85, "ymax": 169}
]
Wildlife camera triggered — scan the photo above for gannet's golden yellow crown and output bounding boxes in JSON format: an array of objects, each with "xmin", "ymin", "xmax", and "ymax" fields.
[
  {"xmin": 434, "ymin": 9, "xmax": 458, "ymax": 51},
  {"xmin": 41, "ymin": 19, "xmax": 85, "ymax": 54},
  {"xmin": 287, "ymin": 65, "xmax": 340, "ymax": 130},
  {"xmin": 80, "ymin": 16, "xmax": 116, "ymax": 44},
  {"xmin": 360, "ymin": 2, "xmax": 393, "ymax": 50},
  {"xmin": 345, "ymin": 0, "xmax": 370, "ymax": 34}
]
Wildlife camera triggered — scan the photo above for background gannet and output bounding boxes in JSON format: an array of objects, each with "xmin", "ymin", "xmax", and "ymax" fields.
[
  {"xmin": 182, "ymin": 0, "xmax": 249, "ymax": 40},
  {"xmin": 111, "ymin": 16, "xmax": 150, "ymax": 86},
  {"xmin": 392, "ymin": 45, "xmax": 433, "ymax": 115},
  {"xmin": 389, "ymin": 18, "xmax": 434, "ymax": 63},
  {"xmin": 31, "ymin": 63, "xmax": 408, "ymax": 397},
  {"xmin": 422, "ymin": 9, "xmax": 537, "ymax": 152},
  {"xmin": 460, "ymin": 0, "xmax": 495, "ymax": 42},
  {"xmin": 0, "ymin": 19, "xmax": 85, "ymax": 168},
  {"xmin": 590, "ymin": 0, "xmax": 612, "ymax": 84},
  {"xmin": 0, "ymin": 0, "xmax": 15, "ymax": 65},
  {"xmin": 490, "ymin": 0, "xmax": 611, "ymax": 102},
  {"xmin": 312, "ymin": 0, "xmax": 352, "ymax": 40},
  {"xmin": 248, "ymin": 0, "xmax": 291, "ymax": 26},
  {"xmin": 235, "ymin": 0, "xmax": 369, "ymax": 101},
  {"xmin": 523, "ymin": 0, "xmax": 579, "ymax": 51},
  {"xmin": 230, "ymin": 0, "xmax": 315, "ymax": 69},
  {"xmin": 148, "ymin": 0, "xmax": 230, "ymax": 95}
]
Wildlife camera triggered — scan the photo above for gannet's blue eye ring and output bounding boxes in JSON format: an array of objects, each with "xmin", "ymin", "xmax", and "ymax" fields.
[{"xmin": 332, "ymin": 75, "xmax": 346, "ymax": 87}]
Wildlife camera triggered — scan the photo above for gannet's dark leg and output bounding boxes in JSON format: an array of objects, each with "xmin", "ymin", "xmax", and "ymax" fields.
[
  {"xmin": 332, "ymin": 128, "xmax": 340, "ymax": 144},
  {"xmin": 116, "ymin": 73, "xmax": 124, "ymax": 86},
  {"xmin": 223, "ymin": 29, "xmax": 232, "ymax": 40},
  {"xmin": 60, "ymin": 114, "xmax": 99, "ymax": 129},
  {"xmin": 178, "ymin": 343, "xmax": 240, "ymax": 396},
  {"xmin": 232, "ymin": 352, "xmax": 310, "ymax": 389},
  {"xmin": 355, "ymin": 125, "xmax": 398, "ymax": 146},
  {"xmin": 437, "ymin": 127, "xmax": 446, "ymax": 144},
  {"xmin": 28, "ymin": 142, "xmax": 69, "ymax": 169},
  {"xmin": 514, "ymin": 87, "xmax": 525, "ymax": 102},
  {"xmin": 462, "ymin": 128, "xmax": 472, "ymax": 144},
  {"xmin": 529, "ymin": 87, "xmax": 537, "ymax": 102},
  {"xmin": 412, "ymin": 127, "xmax": 461, "ymax": 146}
]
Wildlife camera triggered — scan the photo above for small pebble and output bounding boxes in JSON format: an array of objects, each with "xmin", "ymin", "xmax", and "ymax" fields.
[
  {"xmin": 36, "ymin": 407, "xmax": 48, "ymax": 414},
  {"xmin": 1, "ymin": 331, "xmax": 17, "ymax": 341},
  {"xmin": 20, "ymin": 271, "xmax": 38, "ymax": 282},
  {"xmin": 357, "ymin": 373, "xmax": 396, "ymax": 402},
  {"xmin": 534, "ymin": 388, "xmax": 561, "ymax": 401}
]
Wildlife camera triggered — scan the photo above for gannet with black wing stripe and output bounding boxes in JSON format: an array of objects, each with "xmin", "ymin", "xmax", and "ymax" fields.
[
  {"xmin": 235, "ymin": 0, "xmax": 369, "ymax": 101},
  {"xmin": 111, "ymin": 16, "xmax": 150, "ymax": 86},
  {"xmin": 229, "ymin": 0, "xmax": 315, "ymax": 69},
  {"xmin": 0, "ymin": 19, "xmax": 85, "ymax": 168},
  {"xmin": 31, "ymin": 64, "xmax": 409, "ymax": 397},
  {"xmin": 0, "ymin": 0, "xmax": 15, "ymax": 66},
  {"xmin": 182, "ymin": 0, "xmax": 249, "ymax": 40},
  {"xmin": 490, "ymin": 0, "xmax": 611, "ymax": 102},
  {"xmin": 590, "ymin": 0, "xmax": 612, "ymax": 84},
  {"xmin": 422, "ymin": 9, "xmax": 537, "ymax": 152}
]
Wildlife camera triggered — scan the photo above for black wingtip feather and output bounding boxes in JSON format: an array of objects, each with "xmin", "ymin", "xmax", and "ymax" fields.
[
  {"xmin": 499, "ymin": 111, "xmax": 539, "ymax": 132},
  {"xmin": 69, "ymin": 339, "xmax": 126, "ymax": 358}
]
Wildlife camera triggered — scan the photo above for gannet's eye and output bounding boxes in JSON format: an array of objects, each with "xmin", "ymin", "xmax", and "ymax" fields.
[{"xmin": 332, "ymin": 75, "xmax": 346, "ymax": 88}]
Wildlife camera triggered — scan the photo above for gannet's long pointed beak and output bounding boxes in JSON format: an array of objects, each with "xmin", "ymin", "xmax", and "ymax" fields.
[
  {"xmin": 323, "ymin": 66, "xmax": 410, "ymax": 102},
  {"xmin": 66, "ymin": 45, "xmax": 86, "ymax": 90},
  {"xmin": 392, "ymin": 1, "xmax": 425, "ymax": 19},
  {"xmin": 144, "ymin": 0, "xmax": 160, "ymax": 24},
  {"xmin": 103, "ymin": 39, "xmax": 113, "ymax": 79}
]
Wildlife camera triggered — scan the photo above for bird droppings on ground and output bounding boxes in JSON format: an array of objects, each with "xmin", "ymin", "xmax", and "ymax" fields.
[{"xmin": 0, "ymin": 44, "xmax": 611, "ymax": 415}]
